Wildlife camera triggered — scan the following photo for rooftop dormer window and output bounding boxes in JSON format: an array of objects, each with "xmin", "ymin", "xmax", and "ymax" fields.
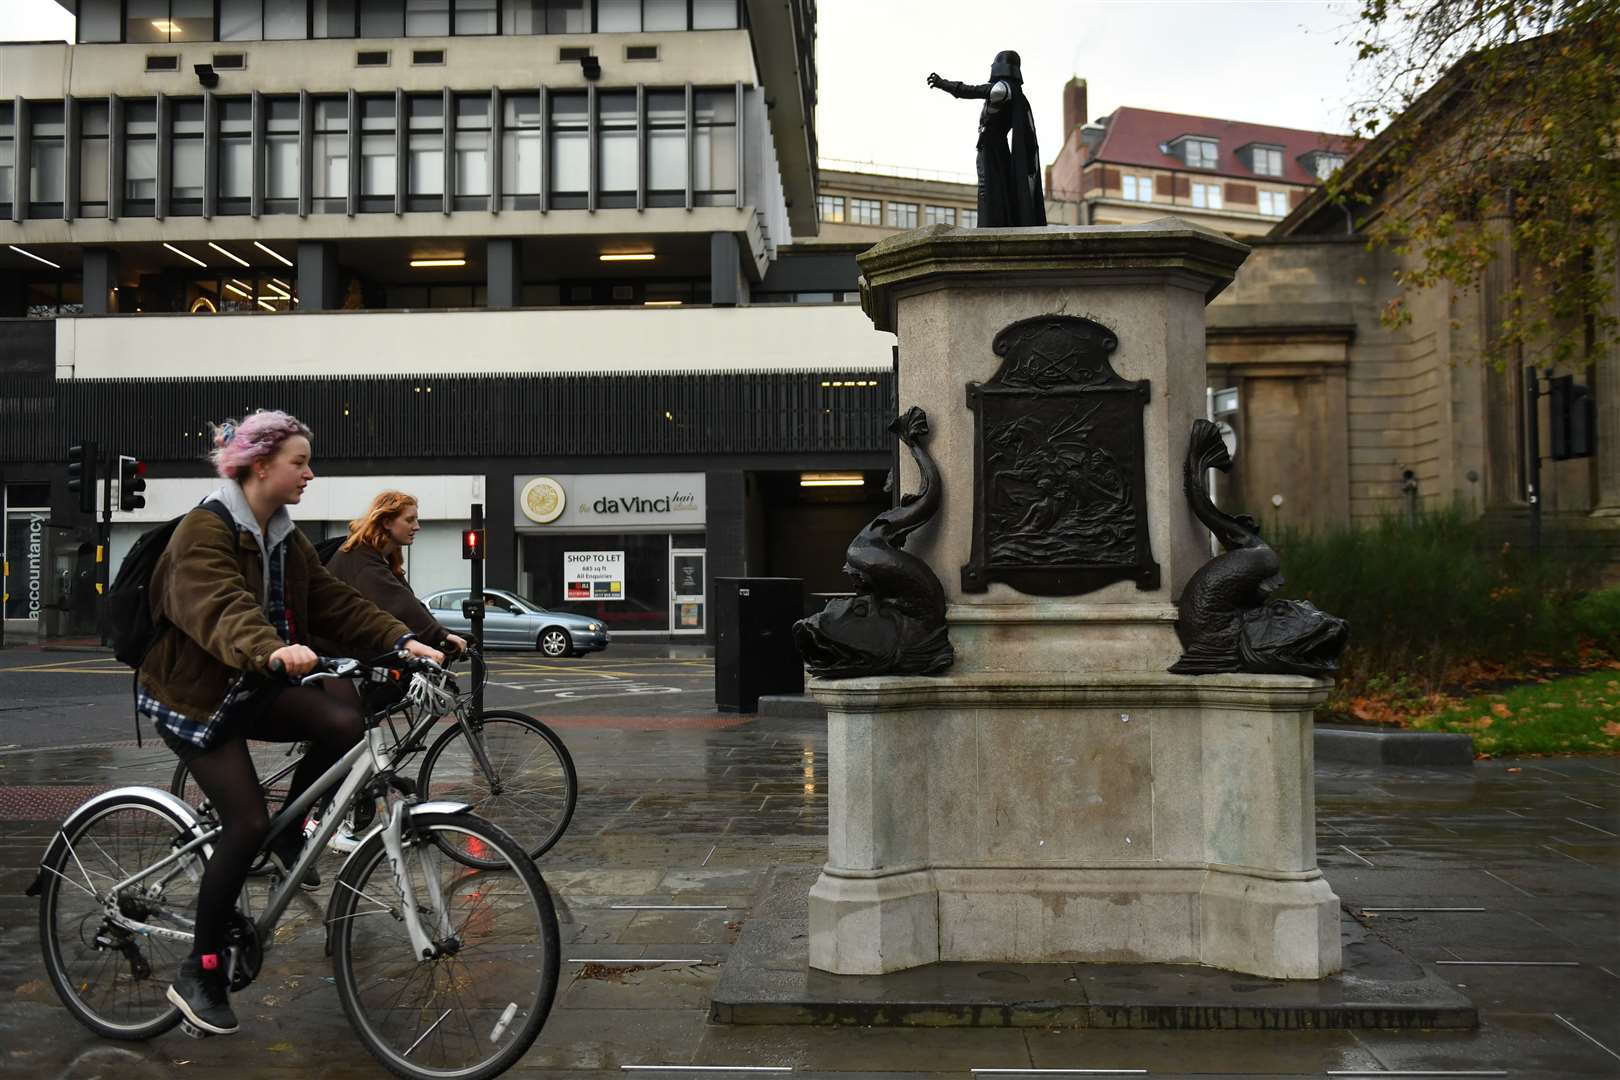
[
  {"xmin": 1242, "ymin": 143, "xmax": 1284, "ymax": 177},
  {"xmin": 1299, "ymin": 150, "xmax": 1346, "ymax": 181},
  {"xmin": 1163, "ymin": 135, "xmax": 1218, "ymax": 170}
]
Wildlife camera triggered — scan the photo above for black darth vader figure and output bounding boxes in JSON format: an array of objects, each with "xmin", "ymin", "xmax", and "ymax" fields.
[{"xmin": 927, "ymin": 51, "xmax": 1047, "ymax": 228}]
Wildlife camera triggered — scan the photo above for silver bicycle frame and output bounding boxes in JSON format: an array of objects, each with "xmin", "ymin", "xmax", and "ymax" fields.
[{"xmin": 94, "ymin": 700, "xmax": 463, "ymax": 961}]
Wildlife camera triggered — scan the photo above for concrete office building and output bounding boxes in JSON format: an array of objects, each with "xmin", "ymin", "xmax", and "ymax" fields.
[{"xmin": 0, "ymin": 0, "xmax": 898, "ymax": 645}]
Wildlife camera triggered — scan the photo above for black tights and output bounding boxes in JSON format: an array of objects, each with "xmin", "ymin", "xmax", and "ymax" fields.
[{"xmin": 184, "ymin": 680, "xmax": 364, "ymax": 957}]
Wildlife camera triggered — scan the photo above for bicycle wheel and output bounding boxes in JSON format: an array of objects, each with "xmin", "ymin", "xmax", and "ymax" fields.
[
  {"xmin": 417, "ymin": 710, "xmax": 577, "ymax": 867},
  {"xmin": 37, "ymin": 792, "xmax": 204, "ymax": 1040},
  {"xmin": 329, "ymin": 812, "xmax": 560, "ymax": 1080}
]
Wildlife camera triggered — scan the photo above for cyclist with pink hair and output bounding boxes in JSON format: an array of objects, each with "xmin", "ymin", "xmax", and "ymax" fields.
[{"xmin": 137, "ymin": 409, "xmax": 443, "ymax": 1036}]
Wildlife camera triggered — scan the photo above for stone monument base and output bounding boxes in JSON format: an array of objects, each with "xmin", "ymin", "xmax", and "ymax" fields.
[
  {"xmin": 806, "ymin": 671, "xmax": 1342, "ymax": 980},
  {"xmin": 715, "ymin": 868, "xmax": 1476, "ymax": 1030}
]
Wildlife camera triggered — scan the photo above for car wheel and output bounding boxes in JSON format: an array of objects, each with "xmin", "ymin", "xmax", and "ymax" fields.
[{"xmin": 539, "ymin": 627, "xmax": 574, "ymax": 658}]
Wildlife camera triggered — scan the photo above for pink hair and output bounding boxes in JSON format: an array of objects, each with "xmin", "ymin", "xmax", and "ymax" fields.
[{"xmin": 208, "ymin": 410, "xmax": 314, "ymax": 480}]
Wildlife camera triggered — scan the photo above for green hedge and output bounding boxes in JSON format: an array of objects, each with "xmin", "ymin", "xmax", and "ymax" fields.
[{"xmin": 1269, "ymin": 506, "xmax": 1604, "ymax": 691}]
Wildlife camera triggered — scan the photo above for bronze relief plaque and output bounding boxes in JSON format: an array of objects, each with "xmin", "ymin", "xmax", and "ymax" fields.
[{"xmin": 962, "ymin": 314, "xmax": 1160, "ymax": 596}]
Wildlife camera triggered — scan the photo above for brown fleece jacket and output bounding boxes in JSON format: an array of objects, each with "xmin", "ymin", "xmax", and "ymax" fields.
[
  {"xmin": 138, "ymin": 506, "xmax": 409, "ymax": 725},
  {"xmin": 314, "ymin": 542, "xmax": 452, "ymax": 655}
]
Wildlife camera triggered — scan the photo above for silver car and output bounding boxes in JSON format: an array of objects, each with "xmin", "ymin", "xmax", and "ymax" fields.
[{"xmin": 422, "ymin": 588, "xmax": 611, "ymax": 657}]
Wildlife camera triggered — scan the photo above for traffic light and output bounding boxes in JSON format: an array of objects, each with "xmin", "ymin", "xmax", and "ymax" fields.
[
  {"xmin": 118, "ymin": 455, "xmax": 147, "ymax": 512},
  {"xmin": 461, "ymin": 528, "xmax": 485, "ymax": 560},
  {"xmin": 67, "ymin": 441, "xmax": 98, "ymax": 515}
]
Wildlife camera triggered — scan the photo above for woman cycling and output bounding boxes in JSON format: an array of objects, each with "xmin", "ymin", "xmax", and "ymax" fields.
[
  {"xmin": 316, "ymin": 489, "xmax": 468, "ymax": 661},
  {"xmin": 138, "ymin": 410, "xmax": 443, "ymax": 1037}
]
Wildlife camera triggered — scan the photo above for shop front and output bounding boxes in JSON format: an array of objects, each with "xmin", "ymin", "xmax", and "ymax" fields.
[{"xmin": 513, "ymin": 473, "xmax": 707, "ymax": 637}]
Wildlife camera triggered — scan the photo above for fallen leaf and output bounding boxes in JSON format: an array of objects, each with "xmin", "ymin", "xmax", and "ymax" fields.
[
  {"xmin": 1492, "ymin": 702, "xmax": 1513, "ymax": 718},
  {"xmin": 266, "ymin": 1042, "xmax": 294, "ymax": 1053},
  {"xmin": 1602, "ymin": 721, "xmax": 1620, "ymax": 737}
]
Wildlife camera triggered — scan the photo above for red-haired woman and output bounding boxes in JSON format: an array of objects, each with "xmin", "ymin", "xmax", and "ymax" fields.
[
  {"xmin": 139, "ymin": 410, "xmax": 443, "ymax": 1036},
  {"xmin": 317, "ymin": 489, "xmax": 467, "ymax": 659}
]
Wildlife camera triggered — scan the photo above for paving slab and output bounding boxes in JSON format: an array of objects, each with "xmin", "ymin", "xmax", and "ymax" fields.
[{"xmin": 709, "ymin": 876, "xmax": 1477, "ymax": 1030}]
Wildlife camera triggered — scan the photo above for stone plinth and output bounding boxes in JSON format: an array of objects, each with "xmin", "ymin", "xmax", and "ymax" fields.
[
  {"xmin": 806, "ymin": 221, "xmax": 1342, "ymax": 981},
  {"xmin": 807, "ymin": 674, "xmax": 1340, "ymax": 980}
]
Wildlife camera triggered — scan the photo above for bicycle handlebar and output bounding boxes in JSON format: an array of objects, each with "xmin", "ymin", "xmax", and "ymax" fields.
[{"xmin": 268, "ymin": 652, "xmax": 444, "ymax": 686}]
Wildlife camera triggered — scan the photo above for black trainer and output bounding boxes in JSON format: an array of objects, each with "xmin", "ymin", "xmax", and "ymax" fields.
[
  {"xmin": 267, "ymin": 834, "xmax": 321, "ymax": 892},
  {"xmin": 167, "ymin": 956, "xmax": 239, "ymax": 1035}
]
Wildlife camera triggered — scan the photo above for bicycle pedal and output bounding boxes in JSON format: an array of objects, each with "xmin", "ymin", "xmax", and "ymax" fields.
[{"xmin": 179, "ymin": 1020, "xmax": 213, "ymax": 1040}]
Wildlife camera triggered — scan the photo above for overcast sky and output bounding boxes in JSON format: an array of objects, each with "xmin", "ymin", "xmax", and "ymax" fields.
[{"xmin": 6, "ymin": 0, "xmax": 1369, "ymax": 179}]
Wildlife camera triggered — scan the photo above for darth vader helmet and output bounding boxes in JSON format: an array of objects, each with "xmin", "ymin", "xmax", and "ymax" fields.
[{"xmin": 989, "ymin": 50, "xmax": 1023, "ymax": 84}]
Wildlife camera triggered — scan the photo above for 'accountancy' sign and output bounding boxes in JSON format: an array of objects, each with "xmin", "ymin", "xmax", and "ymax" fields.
[{"xmin": 514, "ymin": 473, "xmax": 705, "ymax": 531}]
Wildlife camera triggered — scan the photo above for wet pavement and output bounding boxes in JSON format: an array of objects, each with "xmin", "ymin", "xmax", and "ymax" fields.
[{"xmin": 0, "ymin": 655, "xmax": 1616, "ymax": 1078}]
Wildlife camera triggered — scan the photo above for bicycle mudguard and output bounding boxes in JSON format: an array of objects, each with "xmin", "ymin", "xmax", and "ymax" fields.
[
  {"xmin": 25, "ymin": 786, "xmax": 211, "ymax": 898},
  {"xmin": 320, "ymin": 799, "xmax": 473, "ymax": 955}
]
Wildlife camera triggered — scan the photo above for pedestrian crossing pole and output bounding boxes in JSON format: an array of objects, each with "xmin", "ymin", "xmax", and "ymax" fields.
[{"xmin": 463, "ymin": 502, "xmax": 486, "ymax": 717}]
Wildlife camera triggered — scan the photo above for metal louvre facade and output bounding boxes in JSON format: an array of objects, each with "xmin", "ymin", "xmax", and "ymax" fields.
[{"xmin": 4, "ymin": 371, "xmax": 896, "ymax": 463}]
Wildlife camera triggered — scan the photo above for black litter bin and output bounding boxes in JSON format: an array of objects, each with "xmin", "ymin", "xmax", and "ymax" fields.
[{"xmin": 715, "ymin": 577, "xmax": 805, "ymax": 713}]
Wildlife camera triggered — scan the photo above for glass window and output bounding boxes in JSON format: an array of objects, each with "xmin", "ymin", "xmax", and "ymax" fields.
[
  {"xmin": 923, "ymin": 204, "xmax": 955, "ymax": 226},
  {"xmin": 692, "ymin": 0, "xmax": 736, "ymax": 29},
  {"xmin": 1315, "ymin": 153, "xmax": 1344, "ymax": 180},
  {"xmin": 1, "ymin": 105, "xmax": 17, "ymax": 211},
  {"xmin": 597, "ymin": 0, "xmax": 639, "ymax": 31},
  {"xmin": 1258, "ymin": 190, "xmax": 1290, "ymax": 217},
  {"xmin": 885, "ymin": 201, "xmax": 917, "ymax": 229},
  {"xmin": 597, "ymin": 90, "xmax": 636, "ymax": 208},
  {"xmin": 123, "ymin": 100, "xmax": 157, "ymax": 215},
  {"xmin": 126, "ymin": 0, "xmax": 169, "ymax": 43},
  {"xmin": 406, "ymin": 0, "xmax": 449, "ymax": 35},
  {"xmin": 407, "ymin": 94, "xmax": 443, "ymax": 209},
  {"xmin": 313, "ymin": 0, "xmax": 356, "ymax": 36},
  {"xmin": 454, "ymin": 0, "xmax": 497, "ymax": 33},
  {"xmin": 548, "ymin": 92, "xmax": 587, "ymax": 209},
  {"xmin": 545, "ymin": 0, "xmax": 589, "ymax": 32},
  {"xmin": 501, "ymin": 92, "xmax": 540, "ymax": 208},
  {"xmin": 522, "ymin": 533, "xmax": 672, "ymax": 632},
  {"xmin": 1182, "ymin": 138, "xmax": 1217, "ymax": 169},
  {"xmin": 961, "ymin": 208, "xmax": 978, "ymax": 228},
  {"xmin": 220, "ymin": 0, "xmax": 263, "ymax": 39},
  {"xmin": 453, "ymin": 93, "xmax": 490, "ymax": 207},
  {"xmin": 79, "ymin": 0, "xmax": 122, "ymax": 42},
  {"xmin": 501, "ymin": 0, "xmax": 541, "ymax": 33},
  {"xmin": 264, "ymin": 1, "xmax": 306, "ymax": 38},
  {"xmin": 78, "ymin": 102, "xmax": 110, "ymax": 217},
  {"xmin": 218, "ymin": 98, "xmax": 252, "ymax": 213},
  {"xmin": 692, "ymin": 89, "xmax": 735, "ymax": 206},
  {"xmin": 1252, "ymin": 146, "xmax": 1283, "ymax": 177},
  {"xmin": 264, "ymin": 97, "xmax": 300, "ymax": 211},
  {"xmin": 817, "ymin": 193, "xmax": 843, "ymax": 223},
  {"xmin": 646, "ymin": 89, "xmax": 685, "ymax": 207},
  {"xmin": 169, "ymin": 98, "xmax": 204, "ymax": 215},
  {"xmin": 1191, "ymin": 182, "xmax": 1221, "ymax": 210},
  {"xmin": 172, "ymin": 0, "xmax": 216, "ymax": 41},
  {"xmin": 313, "ymin": 96, "xmax": 348, "ymax": 212},
  {"xmin": 644, "ymin": 0, "xmax": 684, "ymax": 30},
  {"xmin": 849, "ymin": 197, "xmax": 880, "ymax": 225},
  {"xmin": 29, "ymin": 102, "xmax": 66, "ymax": 218},
  {"xmin": 1122, "ymin": 174, "xmax": 1153, "ymax": 202},
  {"xmin": 360, "ymin": 0, "xmax": 405, "ymax": 36},
  {"xmin": 360, "ymin": 95, "xmax": 396, "ymax": 210}
]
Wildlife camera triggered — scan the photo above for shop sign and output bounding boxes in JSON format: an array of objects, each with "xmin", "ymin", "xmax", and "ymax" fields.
[
  {"xmin": 564, "ymin": 551, "xmax": 625, "ymax": 601},
  {"xmin": 4, "ymin": 512, "xmax": 46, "ymax": 621},
  {"xmin": 513, "ymin": 474, "xmax": 705, "ymax": 530},
  {"xmin": 518, "ymin": 477, "xmax": 567, "ymax": 524}
]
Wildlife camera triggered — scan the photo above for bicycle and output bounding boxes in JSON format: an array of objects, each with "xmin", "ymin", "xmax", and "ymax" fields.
[
  {"xmin": 28, "ymin": 654, "xmax": 562, "ymax": 1080},
  {"xmin": 169, "ymin": 645, "xmax": 579, "ymax": 868}
]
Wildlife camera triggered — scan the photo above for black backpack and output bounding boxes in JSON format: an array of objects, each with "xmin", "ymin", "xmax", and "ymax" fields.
[
  {"xmin": 102, "ymin": 500, "xmax": 236, "ymax": 668},
  {"xmin": 314, "ymin": 535, "xmax": 345, "ymax": 565}
]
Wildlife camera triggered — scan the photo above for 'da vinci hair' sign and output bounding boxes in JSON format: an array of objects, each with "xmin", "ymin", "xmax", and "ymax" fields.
[{"xmin": 514, "ymin": 474, "xmax": 705, "ymax": 530}]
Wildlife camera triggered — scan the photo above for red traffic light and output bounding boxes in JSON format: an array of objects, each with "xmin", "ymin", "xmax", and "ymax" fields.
[{"xmin": 461, "ymin": 528, "xmax": 485, "ymax": 560}]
